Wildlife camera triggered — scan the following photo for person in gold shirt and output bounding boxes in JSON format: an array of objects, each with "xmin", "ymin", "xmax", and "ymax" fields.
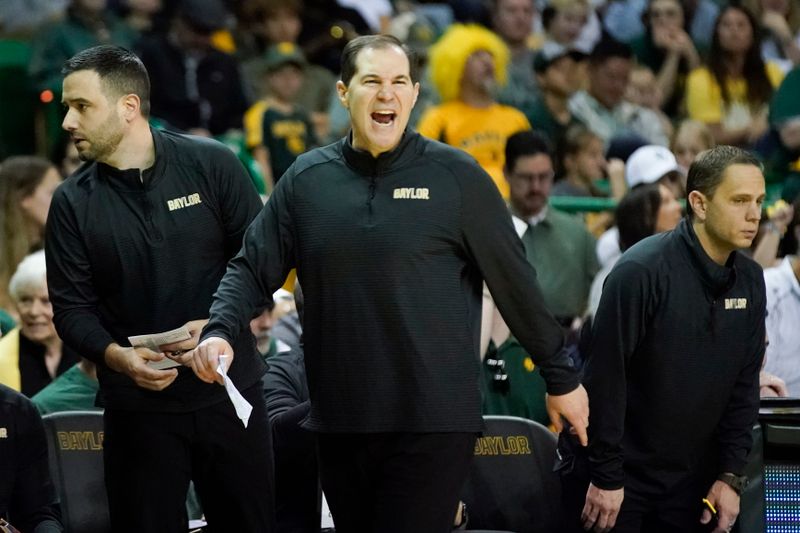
[{"xmin": 417, "ymin": 24, "xmax": 531, "ymax": 199}]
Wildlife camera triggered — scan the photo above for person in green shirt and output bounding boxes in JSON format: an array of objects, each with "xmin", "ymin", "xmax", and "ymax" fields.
[{"xmin": 31, "ymin": 358, "xmax": 99, "ymax": 415}]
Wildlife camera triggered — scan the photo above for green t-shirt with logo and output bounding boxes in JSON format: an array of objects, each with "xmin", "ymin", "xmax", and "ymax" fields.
[{"xmin": 480, "ymin": 338, "xmax": 549, "ymax": 426}]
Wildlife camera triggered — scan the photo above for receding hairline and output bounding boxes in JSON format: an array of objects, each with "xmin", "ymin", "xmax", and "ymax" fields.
[{"xmin": 347, "ymin": 43, "xmax": 412, "ymax": 80}]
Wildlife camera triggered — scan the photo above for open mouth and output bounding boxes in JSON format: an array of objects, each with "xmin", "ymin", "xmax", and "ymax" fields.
[{"xmin": 371, "ymin": 111, "xmax": 396, "ymax": 126}]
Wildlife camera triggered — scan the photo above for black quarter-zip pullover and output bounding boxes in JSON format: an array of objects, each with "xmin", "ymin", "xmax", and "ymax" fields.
[
  {"xmin": 582, "ymin": 218, "xmax": 766, "ymax": 495},
  {"xmin": 203, "ymin": 131, "xmax": 579, "ymax": 433},
  {"xmin": 46, "ymin": 128, "xmax": 265, "ymax": 412}
]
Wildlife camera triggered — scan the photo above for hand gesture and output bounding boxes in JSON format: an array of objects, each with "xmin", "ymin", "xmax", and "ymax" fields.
[
  {"xmin": 104, "ymin": 344, "xmax": 178, "ymax": 391},
  {"xmin": 546, "ymin": 384, "xmax": 589, "ymax": 446},
  {"xmin": 700, "ymin": 480, "xmax": 740, "ymax": 532},
  {"xmin": 159, "ymin": 319, "xmax": 210, "ymax": 365},
  {"xmin": 188, "ymin": 336, "xmax": 234, "ymax": 385},
  {"xmin": 581, "ymin": 482, "xmax": 624, "ymax": 532}
]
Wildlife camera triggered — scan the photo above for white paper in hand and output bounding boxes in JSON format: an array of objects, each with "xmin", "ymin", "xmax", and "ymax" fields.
[{"xmin": 216, "ymin": 355, "xmax": 252, "ymax": 427}]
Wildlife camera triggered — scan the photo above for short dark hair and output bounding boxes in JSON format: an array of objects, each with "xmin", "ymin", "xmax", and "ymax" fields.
[
  {"xmin": 588, "ymin": 37, "xmax": 633, "ymax": 66},
  {"xmin": 504, "ymin": 130, "xmax": 552, "ymax": 172},
  {"xmin": 62, "ymin": 45, "xmax": 151, "ymax": 117},
  {"xmin": 616, "ymin": 183, "xmax": 663, "ymax": 251},
  {"xmin": 340, "ymin": 34, "xmax": 419, "ymax": 86},
  {"xmin": 686, "ymin": 145, "xmax": 762, "ymax": 217}
]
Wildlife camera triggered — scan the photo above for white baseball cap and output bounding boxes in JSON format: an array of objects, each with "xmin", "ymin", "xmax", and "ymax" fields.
[{"xmin": 625, "ymin": 145, "xmax": 682, "ymax": 188}]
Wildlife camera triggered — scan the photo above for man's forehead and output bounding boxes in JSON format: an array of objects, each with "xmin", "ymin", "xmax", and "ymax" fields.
[
  {"xmin": 354, "ymin": 45, "xmax": 410, "ymax": 77},
  {"xmin": 62, "ymin": 70, "xmax": 107, "ymax": 100},
  {"xmin": 718, "ymin": 164, "xmax": 766, "ymax": 192}
]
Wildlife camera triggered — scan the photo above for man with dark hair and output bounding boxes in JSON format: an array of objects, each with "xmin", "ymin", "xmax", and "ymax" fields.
[
  {"xmin": 560, "ymin": 145, "xmax": 767, "ymax": 532},
  {"xmin": 503, "ymin": 130, "xmax": 598, "ymax": 328},
  {"xmin": 188, "ymin": 34, "xmax": 589, "ymax": 532},
  {"xmin": 480, "ymin": 130, "xmax": 597, "ymax": 422},
  {"xmin": 135, "ymin": 0, "xmax": 249, "ymax": 136},
  {"xmin": 569, "ymin": 38, "xmax": 670, "ymax": 147},
  {"xmin": 46, "ymin": 45, "xmax": 274, "ymax": 532}
]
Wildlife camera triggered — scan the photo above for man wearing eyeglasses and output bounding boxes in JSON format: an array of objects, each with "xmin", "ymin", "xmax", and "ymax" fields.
[{"xmin": 504, "ymin": 130, "xmax": 599, "ymax": 335}]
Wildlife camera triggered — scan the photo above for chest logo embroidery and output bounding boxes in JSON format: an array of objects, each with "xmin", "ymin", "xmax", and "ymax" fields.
[
  {"xmin": 0, "ymin": 427, "xmax": 7, "ymax": 438},
  {"xmin": 167, "ymin": 193, "xmax": 202, "ymax": 211},
  {"xmin": 724, "ymin": 298, "xmax": 747, "ymax": 310},
  {"xmin": 393, "ymin": 187, "xmax": 430, "ymax": 200}
]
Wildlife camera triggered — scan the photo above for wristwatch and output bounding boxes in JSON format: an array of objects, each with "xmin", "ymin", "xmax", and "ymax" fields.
[{"xmin": 718, "ymin": 473, "xmax": 748, "ymax": 495}]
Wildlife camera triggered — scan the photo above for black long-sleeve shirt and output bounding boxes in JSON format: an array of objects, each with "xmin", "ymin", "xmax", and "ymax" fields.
[
  {"xmin": 582, "ymin": 218, "xmax": 766, "ymax": 495},
  {"xmin": 203, "ymin": 131, "xmax": 578, "ymax": 432},
  {"xmin": 0, "ymin": 384, "xmax": 62, "ymax": 532},
  {"xmin": 46, "ymin": 128, "xmax": 265, "ymax": 412}
]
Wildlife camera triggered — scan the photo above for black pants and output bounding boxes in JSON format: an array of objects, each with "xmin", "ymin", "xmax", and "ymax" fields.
[
  {"xmin": 103, "ymin": 384, "xmax": 275, "ymax": 533},
  {"xmin": 561, "ymin": 470, "xmax": 712, "ymax": 533},
  {"xmin": 317, "ymin": 432, "xmax": 477, "ymax": 533}
]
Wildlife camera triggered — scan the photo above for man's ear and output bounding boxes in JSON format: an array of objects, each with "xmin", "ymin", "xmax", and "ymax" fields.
[
  {"xmin": 120, "ymin": 93, "xmax": 140, "ymax": 121},
  {"xmin": 336, "ymin": 80, "xmax": 348, "ymax": 109},
  {"xmin": 412, "ymin": 82, "xmax": 420, "ymax": 107},
  {"xmin": 688, "ymin": 190, "xmax": 707, "ymax": 221}
]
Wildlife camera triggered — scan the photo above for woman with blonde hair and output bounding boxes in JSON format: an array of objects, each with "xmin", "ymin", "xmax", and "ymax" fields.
[{"xmin": 0, "ymin": 156, "xmax": 62, "ymax": 318}]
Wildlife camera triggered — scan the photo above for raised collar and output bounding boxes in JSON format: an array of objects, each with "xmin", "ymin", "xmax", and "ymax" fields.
[
  {"xmin": 341, "ymin": 129, "xmax": 418, "ymax": 176},
  {"xmin": 96, "ymin": 126, "xmax": 166, "ymax": 191},
  {"xmin": 676, "ymin": 218, "xmax": 737, "ymax": 297}
]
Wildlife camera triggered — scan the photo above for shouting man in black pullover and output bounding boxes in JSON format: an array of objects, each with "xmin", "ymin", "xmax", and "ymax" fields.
[
  {"xmin": 562, "ymin": 145, "xmax": 767, "ymax": 533},
  {"xmin": 188, "ymin": 34, "xmax": 589, "ymax": 533}
]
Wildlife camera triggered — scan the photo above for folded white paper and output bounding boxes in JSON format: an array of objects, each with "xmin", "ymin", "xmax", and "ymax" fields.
[
  {"xmin": 128, "ymin": 326, "xmax": 191, "ymax": 369},
  {"xmin": 216, "ymin": 355, "xmax": 252, "ymax": 427}
]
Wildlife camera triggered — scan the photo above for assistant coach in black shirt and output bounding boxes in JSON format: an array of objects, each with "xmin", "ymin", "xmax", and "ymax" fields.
[
  {"xmin": 46, "ymin": 46, "xmax": 274, "ymax": 532},
  {"xmin": 563, "ymin": 146, "xmax": 768, "ymax": 533},
  {"xmin": 189, "ymin": 34, "xmax": 589, "ymax": 533}
]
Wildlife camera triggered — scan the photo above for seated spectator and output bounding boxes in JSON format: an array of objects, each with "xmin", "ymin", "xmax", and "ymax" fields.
[
  {"xmin": 504, "ymin": 130, "xmax": 598, "ymax": 332},
  {"xmin": 587, "ymin": 181, "xmax": 682, "ymax": 318},
  {"xmin": 0, "ymin": 157, "xmax": 62, "ymax": 319},
  {"xmin": 604, "ymin": 0, "xmax": 718, "ymax": 52},
  {"xmin": 0, "ymin": 252, "xmax": 79, "ymax": 397},
  {"xmin": 28, "ymin": 0, "xmax": 137, "ymax": 93},
  {"xmin": 243, "ymin": 43, "xmax": 318, "ymax": 191},
  {"xmin": 523, "ymin": 42, "xmax": 586, "ymax": 148},
  {"xmin": 250, "ymin": 290, "xmax": 294, "ymax": 359},
  {"xmin": 763, "ymin": 207, "xmax": 800, "ymax": 396},
  {"xmin": 115, "ymin": 0, "xmax": 165, "ymax": 36},
  {"xmin": 671, "ymin": 119, "xmax": 716, "ymax": 173},
  {"xmin": 762, "ymin": 65, "xmax": 800, "ymax": 200},
  {"xmin": 744, "ymin": 0, "xmax": 800, "ymax": 72},
  {"xmin": 569, "ymin": 38, "xmax": 670, "ymax": 148},
  {"xmin": 491, "ymin": 0, "xmax": 544, "ymax": 114},
  {"xmin": 417, "ymin": 24, "xmax": 531, "ymax": 199},
  {"xmin": 686, "ymin": 4, "xmax": 785, "ymax": 147},
  {"xmin": 0, "ymin": 383, "xmax": 63, "ymax": 532},
  {"xmin": 596, "ymin": 145, "xmax": 684, "ymax": 267},
  {"xmin": 238, "ymin": 0, "xmax": 336, "ymax": 142},
  {"xmin": 553, "ymin": 125, "xmax": 607, "ymax": 197},
  {"xmin": 136, "ymin": 0, "xmax": 248, "ymax": 136},
  {"xmin": 626, "ymin": 65, "xmax": 674, "ymax": 140},
  {"xmin": 629, "ymin": 0, "xmax": 701, "ymax": 115},
  {"xmin": 31, "ymin": 358, "xmax": 98, "ymax": 415},
  {"xmin": 542, "ymin": 0, "xmax": 600, "ymax": 53}
]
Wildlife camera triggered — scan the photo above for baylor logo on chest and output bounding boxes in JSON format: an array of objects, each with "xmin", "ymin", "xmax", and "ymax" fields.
[
  {"xmin": 393, "ymin": 187, "xmax": 430, "ymax": 200},
  {"xmin": 167, "ymin": 193, "xmax": 202, "ymax": 211}
]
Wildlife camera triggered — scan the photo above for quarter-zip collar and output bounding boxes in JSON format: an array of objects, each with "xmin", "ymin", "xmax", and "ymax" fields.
[
  {"xmin": 342, "ymin": 129, "xmax": 418, "ymax": 176},
  {"xmin": 677, "ymin": 218, "xmax": 737, "ymax": 298},
  {"xmin": 95, "ymin": 127, "xmax": 167, "ymax": 191}
]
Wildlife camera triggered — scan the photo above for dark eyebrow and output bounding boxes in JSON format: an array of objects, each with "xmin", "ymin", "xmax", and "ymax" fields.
[{"xmin": 62, "ymin": 97, "xmax": 91, "ymax": 106}]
